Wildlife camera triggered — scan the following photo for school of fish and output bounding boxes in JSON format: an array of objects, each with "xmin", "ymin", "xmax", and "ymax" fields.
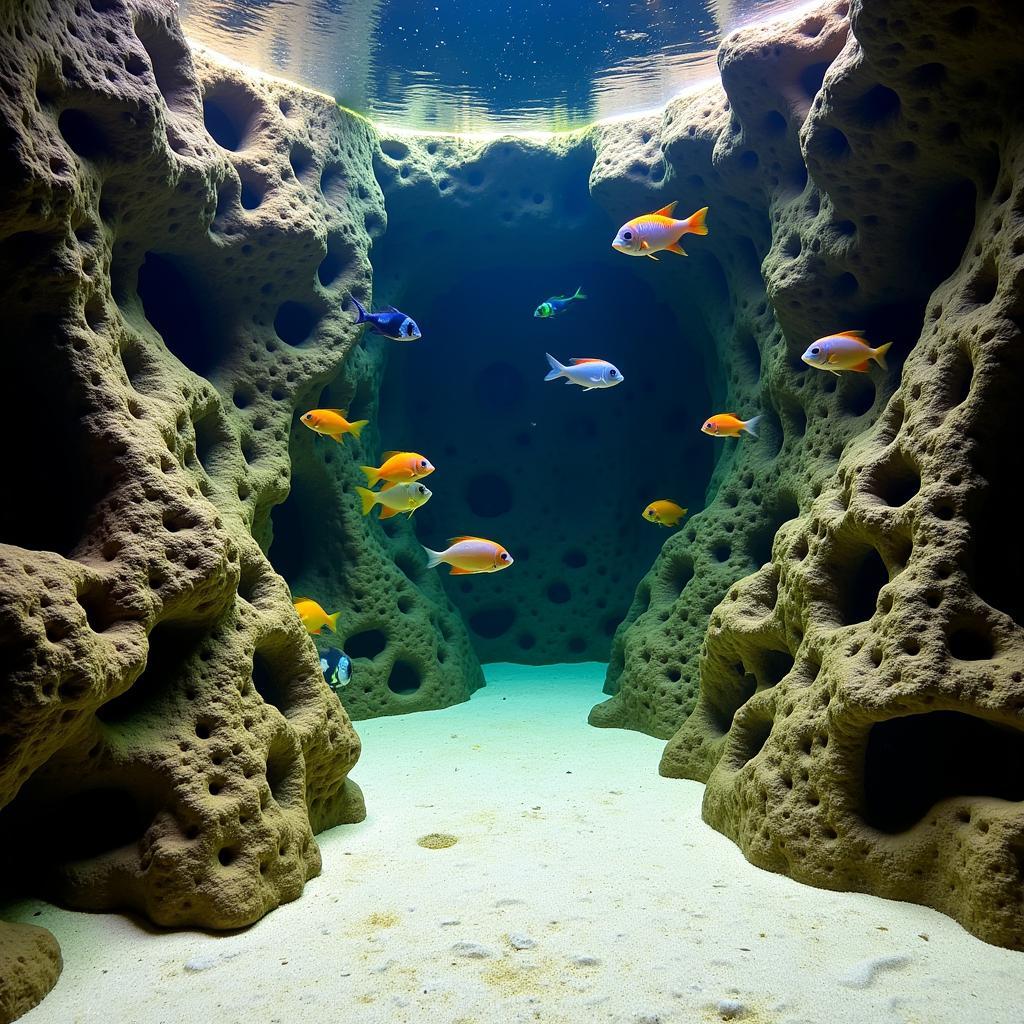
[{"xmin": 293, "ymin": 196, "xmax": 893, "ymax": 642}]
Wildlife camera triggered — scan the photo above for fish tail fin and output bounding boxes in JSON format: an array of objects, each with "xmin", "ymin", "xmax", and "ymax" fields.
[
  {"xmin": 686, "ymin": 206, "xmax": 709, "ymax": 235},
  {"xmin": 421, "ymin": 545, "xmax": 444, "ymax": 569},
  {"xmin": 349, "ymin": 419, "xmax": 369, "ymax": 439},
  {"xmin": 872, "ymin": 342, "xmax": 892, "ymax": 370},
  {"xmin": 349, "ymin": 296, "xmax": 369, "ymax": 324},
  {"xmin": 573, "ymin": 286, "xmax": 586, "ymax": 301},
  {"xmin": 743, "ymin": 414, "xmax": 762, "ymax": 438},
  {"xmin": 355, "ymin": 486, "xmax": 376, "ymax": 516},
  {"xmin": 326, "ymin": 612, "xmax": 341, "ymax": 633},
  {"xmin": 544, "ymin": 353, "xmax": 566, "ymax": 381},
  {"xmin": 360, "ymin": 465, "xmax": 380, "ymax": 487}
]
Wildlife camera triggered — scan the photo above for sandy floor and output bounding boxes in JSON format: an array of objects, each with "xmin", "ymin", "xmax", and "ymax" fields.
[{"xmin": 9, "ymin": 663, "xmax": 1024, "ymax": 1024}]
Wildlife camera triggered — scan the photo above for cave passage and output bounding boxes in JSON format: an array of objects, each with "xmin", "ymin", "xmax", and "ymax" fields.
[{"xmin": 374, "ymin": 249, "xmax": 718, "ymax": 666}]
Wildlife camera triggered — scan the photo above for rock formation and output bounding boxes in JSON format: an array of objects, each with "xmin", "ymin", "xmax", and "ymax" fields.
[
  {"xmin": 2, "ymin": 0, "xmax": 1023, "ymax": 1017},
  {"xmin": 0, "ymin": 0, "xmax": 460, "ymax": 1014},
  {"xmin": 589, "ymin": 0, "xmax": 1024, "ymax": 951}
]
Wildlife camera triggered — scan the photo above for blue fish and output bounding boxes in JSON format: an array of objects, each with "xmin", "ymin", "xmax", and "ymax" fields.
[
  {"xmin": 350, "ymin": 296, "xmax": 422, "ymax": 341},
  {"xmin": 320, "ymin": 648, "xmax": 352, "ymax": 690},
  {"xmin": 534, "ymin": 286, "xmax": 586, "ymax": 318}
]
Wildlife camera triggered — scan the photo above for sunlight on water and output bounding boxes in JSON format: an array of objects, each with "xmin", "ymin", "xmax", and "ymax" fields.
[{"xmin": 180, "ymin": 0, "xmax": 804, "ymax": 133}]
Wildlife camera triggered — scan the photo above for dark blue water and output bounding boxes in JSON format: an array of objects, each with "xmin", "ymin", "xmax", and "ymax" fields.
[{"xmin": 181, "ymin": 0, "xmax": 801, "ymax": 131}]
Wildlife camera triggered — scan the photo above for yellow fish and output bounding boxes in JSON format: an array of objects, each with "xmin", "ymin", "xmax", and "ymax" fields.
[
  {"xmin": 643, "ymin": 500, "xmax": 688, "ymax": 527},
  {"xmin": 612, "ymin": 201, "xmax": 709, "ymax": 259},
  {"xmin": 360, "ymin": 451, "xmax": 435, "ymax": 487},
  {"xmin": 293, "ymin": 597, "xmax": 340, "ymax": 635},
  {"xmin": 356, "ymin": 481, "xmax": 432, "ymax": 519},
  {"xmin": 300, "ymin": 408, "xmax": 368, "ymax": 444}
]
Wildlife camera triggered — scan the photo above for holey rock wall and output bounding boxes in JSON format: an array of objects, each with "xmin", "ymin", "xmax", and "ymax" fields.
[
  {"xmin": 589, "ymin": 0, "xmax": 1024, "ymax": 950},
  {"xmin": 0, "ymin": 0, "xmax": 428, "ymax": 1014}
]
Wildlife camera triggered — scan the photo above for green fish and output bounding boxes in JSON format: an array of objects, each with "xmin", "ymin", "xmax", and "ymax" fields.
[{"xmin": 534, "ymin": 286, "xmax": 586, "ymax": 318}]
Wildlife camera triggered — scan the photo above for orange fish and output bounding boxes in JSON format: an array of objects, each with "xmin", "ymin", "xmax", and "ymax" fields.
[
  {"xmin": 422, "ymin": 537, "xmax": 514, "ymax": 575},
  {"xmin": 801, "ymin": 331, "xmax": 892, "ymax": 375},
  {"xmin": 643, "ymin": 500, "xmax": 688, "ymax": 527},
  {"xmin": 612, "ymin": 201, "xmax": 709, "ymax": 259},
  {"xmin": 293, "ymin": 597, "xmax": 340, "ymax": 635},
  {"xmin": 300, "ymin": 408, "xmax": 368, "ymax": 444},
  {"xmin": 701, "ymin": 413, "xmax": 761, "ymax": 438},
  {"xmin": 360, "ymin": 451, "xmax": 435, "ymax": 488}
]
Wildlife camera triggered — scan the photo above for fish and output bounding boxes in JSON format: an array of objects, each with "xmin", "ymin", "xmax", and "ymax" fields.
[
  {"xmin": 320, "ymin": 648, "xmax": 352, "ymax": 688},
  {"xmin": 293, "ymin": 597, "xmax": 340, "ymax": 635},
  {"xmin": 300, "ymin": 408, "xmax": 368, "ymax": 444},
  {"xmin": 643, "ymin": 500, "xmax": 688, "ymax": 527},
  {"xmin": 360, "ymin": 451, "xmax": 435, "ymax": 488},
  {"xmin": 801, "ymin": 331, "xmax": 892, "ymax": 375},
  {"xmin": 349, "ymin": 296, "xmax": 421, "ymax": 341},
  {"xmin": 534, "ymin": 287, "xmax": 586, "ymax": 318},
  {"xmin": 544, "ymin": 353, "xmax": 623, "ymax": 391},
  {"xmin": 422, "ymin": 536, "xmax": 514, "ymax": 575},
  {"xmin": 356, "ymin": 481, "xmax": 432, "ymax": 519},
  {"xmin": 701, "ymin": 413, "xmax": 762, "ymax": 438},
  {"xmin": 612, "ymin": 201, "xmax": 709, "ymax": 259}
]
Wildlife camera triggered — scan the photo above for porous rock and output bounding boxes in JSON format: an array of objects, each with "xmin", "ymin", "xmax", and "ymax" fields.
[{"xmin": 591, "ymin": 0, "xmax": 1024, "ymax": 950}]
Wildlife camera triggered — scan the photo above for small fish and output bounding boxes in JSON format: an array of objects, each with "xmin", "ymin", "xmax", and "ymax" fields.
[
  {"xmin": 801, "ymin": 331, "xmax": 892, "ymax": 375},
  {"xmin": 356, "ymin": 481, "xmax": 432, "ymax": 519},
  {"xmin": 643, "ymin": 500, "xmax": 688, "ymax": 527},
  {"xmin": 534, "ymin": 287, "xmax": 586, "ymax": 318},
  {"xmin": 350, "ymin": 296, "xmax": 421, "ymax": 341},
  {"xmin": 544, "ymin": 353, "xmax": 623, "ymax": 391},
  {"xmin": 701, "ymin": 413, "xmax": 762, "ymax": 438},
  {"xmin": 300, "ymin": 408, "xmax": 368, "ymax": 444},
  {"xmin": 361, "ymin": 451, "xmax": 435, "ymax": 487},
  {"xmin": 612, "ymin": 201, "xmax": 709, "ymax": 260},
  {"xmin": 320, "ymin": 648, "xmax": 352, "ymax": 688},
  {"xmin": 422, "ymin": 536, "xmax": 514, "ymax": 575},
  {"xmin": 293, "ymin": 597, "xmax": 340, "ymax": 635}
]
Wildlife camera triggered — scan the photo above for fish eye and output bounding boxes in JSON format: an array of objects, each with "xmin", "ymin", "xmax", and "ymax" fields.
[
  {"xmin": 623, "ymin": 231, "xmax": 632, "ymax": 240},
  {"xmin": 420, "ymin": 460, "xmax": 428, "ymax": 467},
  {"xmin": 500, "ymin": 552, "xmax": 509, "ymax": 561},
  {"xmin": 418, "ymin": 485, "xmax": 425, "ymax": 493},
  {"xmin": 811, "ymin": 347, "xmax": 820, "ymax": 355},
  {"xmin": 609, "ymin": 369, "xmax": 617, "ymax": 377}
]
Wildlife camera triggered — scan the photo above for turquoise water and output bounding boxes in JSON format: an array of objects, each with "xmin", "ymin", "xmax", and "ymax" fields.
[{"xmin": 180, "ymin": 0, "xmax": 803, "ymax": 131}]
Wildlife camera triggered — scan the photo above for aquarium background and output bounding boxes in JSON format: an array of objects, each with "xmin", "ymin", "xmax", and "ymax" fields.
[{"xmin": 179, "ymin": 0, "xmax": 804, "ymax": 131}]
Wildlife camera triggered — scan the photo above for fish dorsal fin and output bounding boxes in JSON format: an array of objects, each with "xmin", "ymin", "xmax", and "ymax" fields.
[
  {"xmin": 381, "ymin": 450, "xmax": 403, "ymax": 460},
  {"xmin": 834, "ymin": 330, "xmax": 866, "ymax": 340},
  {"xmin": 325, "ymin": 408, "xmax": 348, "ymax": 417},
  {"xmin": 448, "ymin": 535, "xmax": 488, "ymax": 544},
  {"xmin": 292, "ymin": 596, "xmax": 315, "ymax": 605},
  {"xmin": 384, "ymin": 305, "xmax": 401, "ymax": 314},
  {"xmin": 650, "ymin": 201, "xmax": 677, "ymax": 218},
  {"xmin": 570, "ymin": 357, "xmax": 603, "ymax": 365}
]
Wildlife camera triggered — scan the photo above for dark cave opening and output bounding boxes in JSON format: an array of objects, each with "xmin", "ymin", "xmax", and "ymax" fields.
[
  {"xmin": 863, "ymin": 712, "xmax": 1024, "ymax": 833},
  {"xmin": 136, "ymin": 251, "xmax": 228, "ymax": 378},
  {"xmin": 836, "ymin": 541, "xmax": 889, "ymax": 626}
]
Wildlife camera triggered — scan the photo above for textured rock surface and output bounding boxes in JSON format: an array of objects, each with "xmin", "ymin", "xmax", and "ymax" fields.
[
  {"xmin": 0, "ymin": 0, "xmax": 390, "ymax": 1007},
  {"xmin": 368, "ymin": 130, "xmax": 719, "ymax": 663},
  {"xmin": 0, "ymin": 921, "xmax": 61, "ymax": 1024},
  {"xmin": 589, "ymin": 0, "xmax": 1024, "ymax": 950}
]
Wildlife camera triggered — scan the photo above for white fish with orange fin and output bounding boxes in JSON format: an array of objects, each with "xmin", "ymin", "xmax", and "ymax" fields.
[
  {"xmin": 801, "ymin": 331, "xmax": 892, "ymax": 375},
  {"xmin": 356, "ymin": 481, "xmax": 431, "ymax": 519},
  {"xmin": 422, "ymin": 537, "xmax": 514, "ymax": 575},
  {"xmin": 612, "ymin": 201, "xmax": 709, "ymax": 259},
  {"xmin": 544, "ymin": 353, "xmax": 623, "ymax": 391}
]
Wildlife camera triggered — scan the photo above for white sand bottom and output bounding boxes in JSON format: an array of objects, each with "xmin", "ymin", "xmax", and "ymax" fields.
[{"xmin": 10, "ymin": 662, "xmax": 1024, "ymax": 1024}]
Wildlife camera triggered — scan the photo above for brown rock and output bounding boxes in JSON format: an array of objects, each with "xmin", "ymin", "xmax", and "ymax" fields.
[{"xmin": 0, "ymin": 921, "xmax": 61, "ymax": 1024}]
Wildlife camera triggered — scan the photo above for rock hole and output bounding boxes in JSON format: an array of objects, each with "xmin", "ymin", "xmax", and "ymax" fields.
[
  {"xmin": 274, "ymin": 301, "xmax": 319, "ymax": 346},
  {"xmin": 202, "ymin": 80, "xmax": 259, "ymax": 150},
  {"xmin": 58, "ymin": 108, "xmax": 109, "ymax": 160},
  {"xmin": 948, "ymin": 622, "xmax": 994, "ymax": 661},
  {"xmin": 345, "ymin": 629, "xmax": 387, "ymax": 660},
  {"xmin": 836, "ymin": 542, "xmax": 889, "ymax": 625},
  {"xmin": 863, "ymin": 711, "xmax": 1023, "ymax": 833},
  {"xmin": 388, "ymin": 660, "xmax": 421, "ymax": 695}
]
